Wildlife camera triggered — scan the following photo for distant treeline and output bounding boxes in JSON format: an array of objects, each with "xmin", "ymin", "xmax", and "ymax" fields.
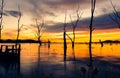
[
  {"xmin": 102, "ymin": 40, "xmax": 120, "ymax": 43},
  {"xmin": 92, "ymin": 40, "xmax": 120, "ymax": 44},
  {"xmin": 0, "ymin": 39, "xmax": 120, "ymax": 44},
  {"xmin": 0, "ymin": 39, "xmax": 46, "ymax": 43}
]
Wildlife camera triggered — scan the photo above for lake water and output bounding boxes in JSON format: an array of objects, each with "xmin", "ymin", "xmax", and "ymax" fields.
[{"xmin": 0, "ymin": 43, "xmax": 120, "ymax": 78}]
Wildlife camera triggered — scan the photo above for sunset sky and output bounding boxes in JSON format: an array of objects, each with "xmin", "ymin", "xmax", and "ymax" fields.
[{"xmin": 1, "ymin": 0, "xmax": 120, "ymax": 42}]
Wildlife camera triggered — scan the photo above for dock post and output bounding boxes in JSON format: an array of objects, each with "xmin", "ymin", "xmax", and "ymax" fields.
[
  {"xmin": 12, "ymin": 45, "xmax": 14, "ymax": 53},
  {"xmin": 5, "ymin": 46, "xmax": 9, "ymax": 53},
  {"xmin": 0, "ymin": 45, "xmax": 3, "ymax": 52}
]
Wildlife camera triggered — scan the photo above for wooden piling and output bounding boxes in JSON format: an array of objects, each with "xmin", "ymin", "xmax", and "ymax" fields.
[{"xmin": 0, "ymin": 45, "xmax": 3, "ymax": 52}]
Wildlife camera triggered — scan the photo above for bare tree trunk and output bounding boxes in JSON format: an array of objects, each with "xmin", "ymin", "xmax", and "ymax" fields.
[
  {"xmin": 16, "ymin": 7, "xmax": 21, "ymax": 45},
  {"xmin": 0, "ymin": 0, "xmax": 4, "ymax": 40},
  {"xmin": 64, "ymin": 32, "xmax": 67, "ymax": 61},
  {"xmin": 63, "ymin": 12, "xmax": 67, "ymax": 61},
  {"xmin": 89, "ymin": 27, "xmax": 93, "ymax": 66},
  {"xmin": 89, "ymin": 0, "xmax": 96, "ymax": 67},
  {"xmin": 16, "ymin": 30, "xmax": 20, "ymax": 44},
  {"xmin": 0, "ymin": 20, "xmax": 2, "ymax": 39},
  {"xmin": 38, "ymin": 36, "xmax": 42, "ymax": 46},
  {"xmin": 16, "ymin": 6, "xmax": 23, "ymax": 46},
  {"xmin": 64, "ymin": 31, "xmax": 67, "ymax": 75},
  {"xmin": 0, "ymin": 19, "xmax": 2, "ymax": 39},
  {"xmin": 69, "ymin": 8, "xmax": 81, "ymax": 49},
  {"xmin": 72, "ymin": 30, "xmax": 75, "ymax": 48}
]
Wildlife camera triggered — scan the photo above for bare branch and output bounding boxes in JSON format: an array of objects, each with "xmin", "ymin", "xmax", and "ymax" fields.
[
  {"xmin": 109, "ymin": 0, "xmax": 120, "ymax": 28},
  {"xmin": 64, "ymin": 11, "xmax": 67, "ymax": 31},
  {"xmin": 92, "ymin": 28, "xmax": 95, "ymax": 31},
  {"xmin": 66, "ymin": 33, "xmax": 72, "ymax": 42},
  {"xmin": 40, "ymin": 20, "xmax": 44, "ymax": 32},
  {"xmin": 110, "ymin": 0, "xmax": 120, "ymax": 18},
  {"xmin": 19, "ymin": 24, "xmax": 24, "ymax": 30},
  {"xmin": 40, "ymin": 30, "xmax": 45, "ymax": 38},
  {"xmin": 70, "ymin": 6, "xmax": 82, "ymax": 43},
  {"xmin": 16, "ymin": 5, "xmax": 24, "ymax": 42},
  {"xmin": 34, "ymin": 18, "xmax": 45, "ymax": 42},
  {"xmin": 109, "ymin": 14, "xmax": 117, "ymax": 22},
  {"xmin": 69, "ymin": 15, "xmax": 75, "ymax": 27},
  {"xmin": 1, "ymin": 25, "xmax": 3, "ymax": 29}
]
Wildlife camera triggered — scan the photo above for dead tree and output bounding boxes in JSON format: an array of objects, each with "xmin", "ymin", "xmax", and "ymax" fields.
[
  {"xmin": 35, "ymin": 19, "xmax": 44, "ymax": 45},
  {"xmin": 63, "ymin": 12, "xmax": 67, "ymax": 61},
  {"xmin": 89, "ymin": 0, "xmax": 96, "ymax": 66},
  {"xmin": 16, "ymin": 6, "xmax": 23, "ymax": 45},
  {"xmin": 66, "ymin": 7, "xmax": 82, "ymax": 49},
  {"xmin": 0, "ymin": 0, "xmax": 4, "ymax": 40},
  {"xmin": 109, "ymin": 0, "xmax": 120, "ymax": 28}
]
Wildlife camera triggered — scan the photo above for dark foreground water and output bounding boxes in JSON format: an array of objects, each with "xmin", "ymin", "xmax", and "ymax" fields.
[{"xmin": 0, "ymin": 43, "xmax": 120, "ymax": 78}]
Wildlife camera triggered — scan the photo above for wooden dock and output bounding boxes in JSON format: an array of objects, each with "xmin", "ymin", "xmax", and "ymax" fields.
[
  {"xmin": 0, "ymin": 44, "xmax": 21, "ymax": 75},
  {"xmin": 0, "ymin": 44, "xmax": 21, "ymax": 60}
]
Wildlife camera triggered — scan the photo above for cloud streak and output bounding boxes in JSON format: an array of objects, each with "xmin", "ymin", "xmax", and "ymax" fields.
[
  {"xmin": 5, "ymin": 10, "xmax": 22, "ymax": 17},
  {"xmin": 4, "ymin": 0, "xmax": 112, "ymax": 21},
  {"xmin": 45, "ymin": 12, "xmax": 118, "ymax": 33},
  {"xmin": 0, "ymin": 10, "xmax": 21, "ymax": 18}
]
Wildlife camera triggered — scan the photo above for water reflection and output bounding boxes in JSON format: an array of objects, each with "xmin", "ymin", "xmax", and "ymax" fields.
[
  {"xmin": 0, "ymin": 43, "xmax": 120, "ymax": 78},
  {"xmin": 0, "ymin": 52, "xmax": 20, "ymax": 78},
  {"xmin": 72, "ymin": 48, "xmax": 76, "ymax": 61},
  {"xmin": 37, "ymin": 44, "xmax": 40, "ymax": 71}
]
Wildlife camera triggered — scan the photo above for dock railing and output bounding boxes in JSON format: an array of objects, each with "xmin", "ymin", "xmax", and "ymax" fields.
[{"xmin": 0, "ymin": 44, "xmax": 21, "ymax": 56}]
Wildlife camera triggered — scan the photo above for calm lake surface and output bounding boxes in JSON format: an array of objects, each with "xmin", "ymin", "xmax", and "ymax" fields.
[{"xmin": 0, "ymin": 43, "xmax": 120, "ymax": 78}]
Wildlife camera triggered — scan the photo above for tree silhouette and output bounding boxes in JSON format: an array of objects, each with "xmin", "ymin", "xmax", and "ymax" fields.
[
  {"xmin": 66, "ymin": 7, "xmax": 82, "ymax": 49},
  {"xmin": 63, "ymin": 12, "xmax": 67, "ymax": 61},
  {"xmin": 34, "ymin": 19, "xmax": 45, "ymax": 45},
  {"xmin": 89, "ymin": 0, "xmax": 96, "ymax": 66},
  {"xmin": 16, "ymin": 6, "xmax": 23, "ymax": 44},
  {"xmin": 0, "ymin": 0, "xmax": 4, "ymax": 40}
]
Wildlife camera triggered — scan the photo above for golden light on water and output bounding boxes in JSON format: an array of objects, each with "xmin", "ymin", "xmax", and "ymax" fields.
[
  {"xmin": 20, "ymin": 43, "xmax": 120, "ymax": 64},
  {"xmin": 1, "ymin": 0, "xmax": 120, "ymax": 78}
]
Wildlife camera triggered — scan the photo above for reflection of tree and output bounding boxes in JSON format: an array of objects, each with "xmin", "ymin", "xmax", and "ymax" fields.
[
  {"xmin": 72, "ymin": 48, "xmax": 77, "ymax": 78},
  {"xmin": 0, "ymin": 55, "xmax": 21, "ymax": 77},
  {"xmin": 16, "ymin": 6, "xmax": 23, "ymax": 45},
  {"xmin": 80, "ymin": 66, "xmax": 99, "ymax": 78},
  {"xmin": 34, "ymin": 44, "xmax": 41, "ymax": 76},
  {"xmin": 87, "ymin": 66, "xmax": 99, "ymax": 78},
  {"xmin": 72, "ymin": 48, "xmax": 76, "ymax": 61},
  {"xmin": 38, "ymin": 44, "xmax": 41, "ymax": 67},
  {"xmin": 48, "ymin": 39, "xmax": 50, "ymax": 49}
]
